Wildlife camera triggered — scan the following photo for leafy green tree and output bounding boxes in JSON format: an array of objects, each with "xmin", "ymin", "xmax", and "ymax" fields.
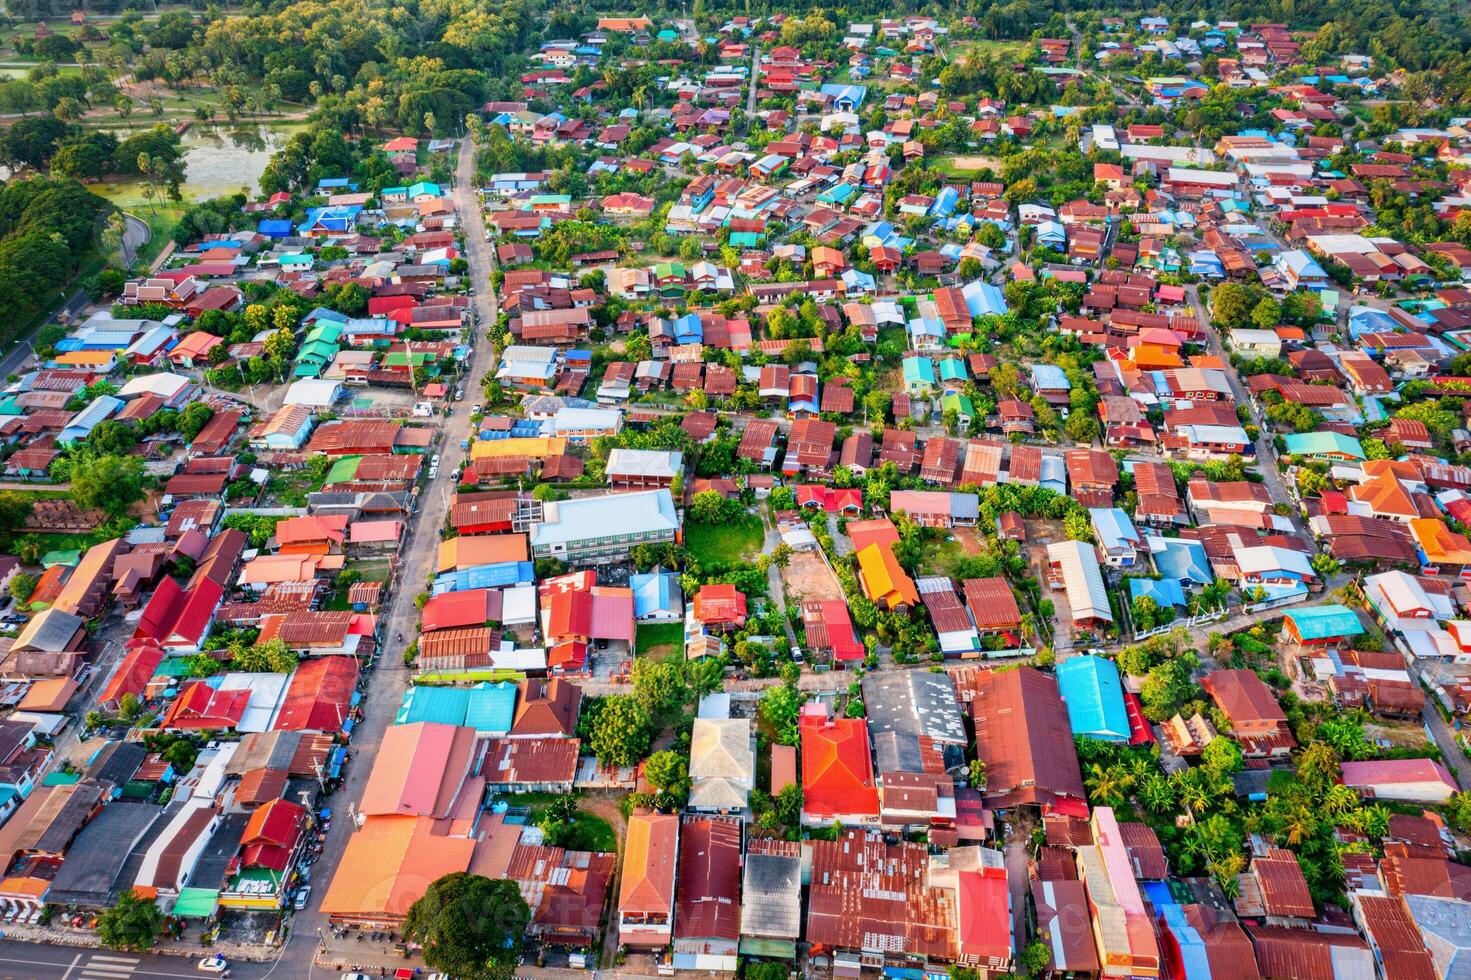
[
  {"xmin": 967, "ymin": 758, "xmax": 987, "ymax": 789},
  {"xmin": 582, "ymin": 694, "xmax": 652, "ymax": 767},
  {"xmin": 404, "ymin": 873, "xmax": 530, "ymax": 980},
  {"xmin": 760, "ymin": 684, "xmax": 806, "ymax": 746},
  {"xmin": 644, "ymin": 749, "xmax": 690, "ymax": 803},
  {"xmin": 230, "ymin": 637, "xmax": 298, "ymax": 673},
  {"xmin": 1140, "ymin": 654, "xmax": 1198, "ymax": 722},
  {"xmin": 97, "ymin": 890, "xmax": 163, "ymax": 950},
  {"xmin": 774, "ymin": 782, "xmax": 803, "ymax": 828},
  {"xmin": 8, "ymin": 571, "xmax": 35, "ymax": 604},
  {"xmin": 176, "ymin": 402, "xmax": 215, "ymax": 442},
  {"xmin": 632, "ymin": 658, "xmax": 689, "ymax": 720},
  {"xmin": 70, "ymin": 452, "xmax": 147, "ymax": 518},
  {"xmin": 1020, "ymin": 939, "xmax": 1052, "ymax": 977}
]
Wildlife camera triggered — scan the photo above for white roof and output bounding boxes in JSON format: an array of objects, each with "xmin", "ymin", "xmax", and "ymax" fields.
[
  {"xmin": 283, "ymin": 378, "xmax": 344, "ymax": 408},
  {"xmin": 1234, "ymin": 545, "xmax": 1313, "ymax": 577},
  {"xmin": 552, "ymin": 407, "xmax": 621, "ymax": 433},
  {"xmin": 530, "ymin": 489, "xmax": 679, "ymax": 548},
  {"xmin": 501, "ymin": 585, "xmax": 537, "ymax": 625},
  {"xmin": 217, "ymin": 672, "xmax": 289, "ymax": 733},
  {"xmin": 1047, "ymin": 539, "xmax": 1113, "ymax": 623},
  {"xmin": 607, "ymin": 448, "xmax": 683, "ymax": 479},
  {"xmin": 118, "ymin": 372, "xmax": 192, "ymax": 400}
]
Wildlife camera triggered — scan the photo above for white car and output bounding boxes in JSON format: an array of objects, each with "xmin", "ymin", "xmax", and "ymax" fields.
[
  {"xmin": 342, "ymin": 974, "xmax": 373, "ymax": 980},
  {"xmin": 197, "ymin": 955, "xmax": 229, "ymax": 973},
  {"xmin": 431, "ymin": 454, "xmax": 441, "ymax": 467},
  {"xmin": 293, "ymin": 885, "xmax": 311, "ymax": 910}
]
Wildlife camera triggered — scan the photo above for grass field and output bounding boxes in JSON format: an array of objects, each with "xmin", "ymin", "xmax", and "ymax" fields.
[
  {"xmin": 684, "ymin": 515, "xmax": 763, "ymax": 566},
  {"xmin": 509, "ymin": 795, "xmax": 618, "ymax": 853},
  {"xmin": 636, "ymin": 621, "xmax": 685, "ymax": 660}
]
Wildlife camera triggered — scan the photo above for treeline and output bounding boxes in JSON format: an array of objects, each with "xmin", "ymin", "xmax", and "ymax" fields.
[
  {"xmin": 0, "ymin": 177, "xmax": 112, "ymax": 340},
  {"xmin": 0, "ymin": 121, "xmax": 184, "ymax": 188}
]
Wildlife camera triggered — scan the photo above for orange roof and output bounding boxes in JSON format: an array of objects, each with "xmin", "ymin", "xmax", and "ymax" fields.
[
  {"xmin": 17, "ymin": 677, "xmax": 77, "ymax": 713},
  {"xmin": 0, "ymin": 876, "xmax": 48, "ymax": 897},
  {"xmin": 1130, "ymin": 345, "xmax": 1184, "ymax": 370},
  {"xmin": 846, "ymin": 518, "xmax": 900, "ymax": 552},
  {"xmin": 320, "ymin": 815, "xmax": 476, "ymax": 919},
  {"xmin": 619, "ymin": 811, "xmax": 679, "ymax": 915},
  {"xmin": 856, "ymin": 542, "xmax": 918, "ymax": 609},
  {"xmin": 436, "ymin": 533, "xmax": 529, "ymax": 572},
  {"xmin": 1411, "ymin": 518, "xmax": 1471, "ymax": 566},
  {"xmin": 1348, "ymin": 471, "xmax": 1419, "ymax": 519},
  {"xmin": 800, "ymin": 712, "xmax": 879, "ymax": 820}
]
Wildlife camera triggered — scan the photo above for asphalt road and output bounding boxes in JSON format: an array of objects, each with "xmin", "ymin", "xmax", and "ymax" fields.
[
  {"xmin": 0, "ymin": 943, "xmax": 232, "ymax": 980},
  {"xmin": 119, "ymin": 214, "xmax": 152, "ymax": 268}
]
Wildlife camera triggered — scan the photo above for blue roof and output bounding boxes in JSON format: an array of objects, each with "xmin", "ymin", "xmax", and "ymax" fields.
[
  {"xmin": 395, "ymin": 686, "xmax": 472, "ymax": 726},
  {"xmin": 1285, "ymin": 603, "xmax": 1365, "ymax": 641},
  {"xmin": 259, "ymin": 219, "xmax": 293, "ymax": 237},
  {"xmin": 630, "ymin": 571, "xmax": 681, "ymax": 619},
  {"xmin": 1030, "ymin": 363, "xmax": 1070, "ymax": 391},
  {"xmin": 1151, "ymin": 538, "xmax": 1213, "ymax": 586},
  {"xmin": 818, "ymin": 83, "xmax": 867, "ymax": 107},
  {"xmin": 963, "ymin": 282, "xmax": 1008, "ymax": 318},
  {"xmin": 1056, "ymin": 655, "xmax": 1130, "ymax": 741},
  {"xmin": 464, "ymin": 682, "xmax": 517, "ymax": 733},
  {"xmin": 1143, "ymin": 884, "xmax": 1212, "ymax": 979},
  {"xmin": 433, "ymin": 561, "xmax": 535, "ymax": 594},
  {"xmin": 1129, "ymin": 577, "xmax": 1186, "ymax": 607}
]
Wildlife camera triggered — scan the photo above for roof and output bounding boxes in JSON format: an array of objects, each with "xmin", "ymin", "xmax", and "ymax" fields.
[
  {"xmin": 1202, "ymin": 670, "xmax": 1288, "ymax": 726},
  {"xmin": 862, "ymin": 671, "xmax": 966, "ymax": 774},
  {"xmin": 360, "ymin": 722, "xmax": 477, "ymax": 818},
  {"xmin": 675, "ymin": 817, "xmax": 742, "ymax": 942},
  {"xmin": 1340, "ymin": 758, "xmax": 1458, "ymax": 793},
  {"xmin": 273, "ymin": 656, "xmax": 359, "ymax": 732},
  {"xmin": 1285, "ymin": 603, "xmax": 1365, "ymax": 641},
  {"xmin": 320, "ymin": 815, "xmax": 477, "ymax": 919},
  {"xmin": 620, "ymin": 811, "xmax": 679, "ymax": 915},
  {"xmin": 741, "ymin": 840, "xmax": 802, "ymax": 940},
  {"xmin": 856, "ymin": 542, "xmax": 919, "ymax": 606},
  {"xmin": 1046, "ymin": 540, "xmax": 1113, "ymax": 623},
  {"xmin": 689, "ymin": 718, "xmax": 754, "ymax": 810},
  {"xmin": 970, "ymin": 667, "xmax": 1086, "ymax": 809},
  {"xmin": 530, "ymin": 490, "xmax": 678, "ymax": 549},
  {"xmin": 801, "ymin": 712, "xmax": 879, "ymax": 820},
  {"xmin": 1056, "ymin": 655, "xmax": 1131, "ymax": 741}
]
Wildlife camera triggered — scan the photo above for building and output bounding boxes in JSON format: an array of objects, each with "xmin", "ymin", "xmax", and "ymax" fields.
[
  {"xmin": 800, "ymin": 704, "xmax": 880, "ymax": 826},
  {"xmin": 529, "ymin": 489, "xmax": 679, "ymax": 564},
  {"xmin": 606, "ymin": 449, "xmax": 683, "ymax": 488},
  {"xmin": 1076, "ymin": 807, "xmax": 1162, "ymax": 977},
  {"xmin": 619, "ymin": 811, "xmax": 680, "ymax": 948},
  {"xmin": 968, "ymin": 667, "xmax": 1086, "ymax": 813},
  {"xmin": 1056, "ymin": 655, "xmax": 1130, "ymax": 741},
  {"xmin": 740, "ymin": 839, "xmax": 802, "ymax": 959},
  {"xmin": 1339, "ymin": 759, "xmax": 1459, "ymax": 803},
  {"xmin": 673, "ymin": 817, "xmax": 742, "ymax": 972},
  {"xmin": 1047, "ymin": 540, "xmax": 1114, "ymax": 628},
  {"xmin": 1201, "ymin": 670, "xmax": 1296, "ymax": 758},
  {"xmin": 688, "ymin": 717, "xmax": 755, "ymax": 814}
]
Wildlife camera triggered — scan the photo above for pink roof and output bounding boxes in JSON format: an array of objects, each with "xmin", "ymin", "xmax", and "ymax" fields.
[
  {"xmin": 274, "ymin": 656, "xmax": 359, "ymax": 732},
  {"xmin": 589, "ymin": 589, "xmax": 636, "ymax": 644},
  {"xmin": 1340, "ymin": 759, "xmax": 1457, "ymax": 790},
  {"xmin": 421, "ymin": 589, "xmax": 496, "ymax": 632},
  {"xmin": 348, "ymin": 520, "xmax": 402, "ymax": 544},
  {"xmin": 958, "ymin": 867, "xmax": 1011, "ymax": 962},
  {"xmin": 360, "ymin": 722, "xmax": 462, "ymax": 816}
]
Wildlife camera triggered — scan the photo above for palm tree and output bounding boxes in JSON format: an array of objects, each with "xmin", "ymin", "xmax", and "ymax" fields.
[{"xmin": 1085, "ymin": 763, "xmax": 1133, "ymax": 809}]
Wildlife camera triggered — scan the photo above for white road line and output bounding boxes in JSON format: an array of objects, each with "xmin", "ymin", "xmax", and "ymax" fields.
[
  {"xmin": 58, "ymin": 952, "xmax": 83, "ymax": 980},
  {"xmin": 88, "ymin": 957, "xmax": 139, "ymax": 965}
]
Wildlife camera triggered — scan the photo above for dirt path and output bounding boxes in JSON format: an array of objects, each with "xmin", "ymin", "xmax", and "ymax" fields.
[{"xmin": 582, "ymin": 795, "xmax": 628, "ymax": 968}]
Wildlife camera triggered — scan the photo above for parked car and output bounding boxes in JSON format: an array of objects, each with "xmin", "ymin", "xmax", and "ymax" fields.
[{"xmin": 293, "ymin": 885, "xmax": 311, "ymax": 911}]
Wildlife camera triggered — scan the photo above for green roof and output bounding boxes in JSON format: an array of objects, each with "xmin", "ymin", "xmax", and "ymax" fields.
[
  {"xmin": 326, "ymin": 456, "xmax": 362, "ymax": 485},
  {"xmin": 941, "ymin": 392, "xmax": 974, "ymax": 416},
  {"xmin": 728, "ymin": 232, "xmax": 761, "ymax": 247},
  {"xmin": 1285, "ymin": 603, "xmax": 1365, "ymax": 641},
  {"xmin": 42, "ymin": 549, "xmax": 82, "ymax": 568},
  {"xmin": 1282, "ymin": 431, "xmax": 1365, "ymax": 460},
  {"xmin": 938, "ymin": 358, "xmax": 968, "ymax": 381},
  {"xmin": 383, "ymin": 351, "xmax": 429, "ymax": 368},
  {"xmin": 173, "ymin": 888, "xmax": 220, "ymax": 918}
]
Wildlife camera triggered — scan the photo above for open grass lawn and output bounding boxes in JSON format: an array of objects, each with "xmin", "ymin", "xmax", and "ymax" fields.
[
  {"xmin": 22, "ymin": 530, "xmax": 113, "ymax": 555},
  {"xmin": 920, "ymin": 537, "xmax": 973, "ymax": 578},
  {"xmin": 514, "ymin": 796, "xmax": 618, "ymax": 853},
  {"xmin": 684, "ymin": 515, "xmax": 763, "ymax": 566},
  {"xmin": 636, "ymin": 621, "xmax": 685, "ymax": 660}
]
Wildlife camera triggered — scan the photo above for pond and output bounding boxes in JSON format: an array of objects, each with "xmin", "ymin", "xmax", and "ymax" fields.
[{"xmin": 175, "ymin": 122, "xmax": 303, "ymax": 199}]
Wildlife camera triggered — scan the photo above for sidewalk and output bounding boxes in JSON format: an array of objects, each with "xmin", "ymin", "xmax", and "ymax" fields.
[{"xmin": 0, "ymin": 919, "xmax": 281, "ymax": 962}]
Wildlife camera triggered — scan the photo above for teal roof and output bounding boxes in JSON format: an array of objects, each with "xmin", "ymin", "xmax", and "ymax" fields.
[
  {"xmin": 729, "ymin": 232, "xmax": 761, "ymax": 247},
  {"xmin": 938, "ymin": 359, "xmax": 968, "ymax": 382},
  {"xmin": 902, "ymin": 356, "xmax": 935, "ymax": 384},
  {"xmin": 464, "ymin": 682, "xmax": 517, "ymax": 734},
  {"xmin": 1056, "ymin": 655, "xmax": 1130, "ymax": 741},
  {"xmin": 1282, "ymin": 431, "xmax": 1365, "ymax": 460},
  {"xmin": 395, "ymin": 685, "xmax": 472, "ymax": 726},
  {"xmin": 1285, "ymin": 603, "xmax": 1365, "ymax": 641}
]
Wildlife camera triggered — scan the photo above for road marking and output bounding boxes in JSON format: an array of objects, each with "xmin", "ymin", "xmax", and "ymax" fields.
[
  {"xmin": 88, "ymin": 958, "xmax": 138, "ymax": 966},
  {"xmin": 59, "ymin": 953, "xmax": 83, "ymax": 980}
]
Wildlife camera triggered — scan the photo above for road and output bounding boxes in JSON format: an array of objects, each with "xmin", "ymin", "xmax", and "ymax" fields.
[
  {"xmin": 0, "ymin": 944, "xmax": 231, "ymax": 980},
  {"xmin": 745, "ymin": 44, "xmax": 760, "ymax": 127},
  {"xmin": 119, "ymin": 214, "xmax": 151, "ymax": 268},
  {"xmin": 1186, "ymin": 284, "xmax": 1298, "ymax": 515}
]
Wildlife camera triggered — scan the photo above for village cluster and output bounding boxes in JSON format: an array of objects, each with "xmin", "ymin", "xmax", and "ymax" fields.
[{"xmin": 3, "ymin": 8, "xmax": 1471, "ymax": 980}]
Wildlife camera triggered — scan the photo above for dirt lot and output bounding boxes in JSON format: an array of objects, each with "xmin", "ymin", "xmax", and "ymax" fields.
[{"xmin": 781, "ymin": 549, "xmax": 845, "ymax": 604}]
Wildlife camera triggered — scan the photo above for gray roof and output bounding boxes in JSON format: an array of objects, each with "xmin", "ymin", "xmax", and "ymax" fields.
[
  {"xmin": 47, "ymin": 802, "xmax": 166, "ymax": 906},
  {"xmin": 14, "ymin": 608, "xmax": 85, "ymax": 653},
  {"xmin": 84, "ymin": 740, "xmax": 146, "ymax": 789},
  {"xmin": 188, "ymin": 812, "xmax": 250, "ymax": 891},
  {"xmin": 530, "ymin": 489, "xmax": 678, "ymax": 548},
  {"xmin": 862, "ymin": 671, "xmax": 967, "ymax": 774},
  {"xmin": 740, "ymin": 851, "xmax": 801, "ymax": 940},
  {"xmin": 224, "ymin": 730, "xmax": 301, "ymax": 776}
]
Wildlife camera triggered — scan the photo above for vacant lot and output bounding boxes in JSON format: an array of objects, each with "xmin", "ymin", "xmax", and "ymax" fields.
[
  {"xmin": 685, "ymin": 515, "xmax": 763, "ymax": 566},
  {"xmin": 636, "ymin": 622, "xmax": 685, "ymax": 660},
  {"xmin": 781, "ymin": 549, "xmax": 845, "ymax": 604},
  {"xmin": 938, "ymin": 154, "xmax": 1005, "ymax": 176}
]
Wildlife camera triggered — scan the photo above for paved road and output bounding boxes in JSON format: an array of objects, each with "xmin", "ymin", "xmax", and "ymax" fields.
[
  {"xmin": 1186, "ymin": 284, "xmax": 1298, "ymax": 514},
  {"xmin": 745, "ymin": 44, "xmax": 760, "ymax": 126},
  {"xmin": 119, "ymin": 213, "xmax": 151, "ymax": 268},
  {"xmin": 0, "ymin": 943, "xmax": 224, "ymax": 980}
]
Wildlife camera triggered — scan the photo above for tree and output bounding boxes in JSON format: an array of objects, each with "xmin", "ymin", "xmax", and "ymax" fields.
[
  {"xmin": 760, "ymin": 683, "xmax": 806, "ymax": 746},
  {"xmin": 1201, "ymin": 736, "xmax": 1243, "ymax": 776},
  {"xmin": 404, "ymin": 873, "xmax": 530, "ymax": 980},
  {"xmin": 774, "ymin": 782, "xmax": 803, "ymax": 828},
  {"xmin": 967, "ymin": 758, "xmax": 987, "ymax": 789},
  {"xmin": 1020, "ymin": 939, "xmax": 1052, "ymax": 978},
  {"xmin": 1063, "ymin": 508, "xmax": 1093, "ymax": 542},
  {"xmin": 230, "ymin": 637, "xmax": 297, "ymax": 673},
  {"xmin": 176, "ymin": 401, "xmax": 215, "ymax": 442},
  {"xmin": 8, "ymin": 571, "xmax": 35, "ymax": 604},
  {"xmin": 0, "ymin": 490, "xmax": 33, "ymax": 536},
  {"xmin": 583, "ymin": 694, "xmax": 651, "ymax": 767},
  {"xmin": 97, "ymin": 891, "xmax": 163, "ymax": 951},
  {"xmin": 644, "ymin": 749, "xmax": 690, "ymax": 803},
  {"xmin": 70, "ymin": 452, "xmax": 146, "ymax": 518},
  {"xmin": 1250, "ymin": 296, "xmax": 1281, "ymax": 330},
  {"xmin": 1140, "ymin": 654, "xmax": 1198, "ymax": 722},
  {"xmin": 632, "ymin": 658, "xmax": 689, "ymax": 719}
]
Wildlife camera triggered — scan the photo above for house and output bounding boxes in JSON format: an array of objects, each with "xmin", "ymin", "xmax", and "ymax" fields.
[
  {"xmin": 606, "ymin": 449, "xmax": 683, "ymax": 489},
  {"xmin": 968, "ymin": 667, "xmax": 1086, "ymax": 812},
  {"xmin": 1089, "ymin": 507, "xmax": 1143, "ymax": 567},
  {"xmin": 688, "ymin": 717, "xmax": 755, "ymax": 814},
  {"xmin": 855, "ymin": 542, "xmax": 918, "ymax": 611},
  {"xmin": 800, "ymin": 704, "xmax": 880, "ymax": 826},
  {"xmin": 693, "ymin": 584, "xmax": 747, "ymax": 631},
  {"xmin": 740, "ymin": 839, "xmax": 802, "ymax": 959},
  {"xmin": 529, "ymin": 489, "xmax": 679, "ymax": 564},
  {"xmin": 1046, "ymin": 540, "xmax": 1113, "ymax": 628},
  {"xmin": 619, "ymin": 811, "xmax": 679, "ymax": 947},
  {"xmin": 1339, "ymin": 759, "xmax": 1459, "ymax": 803},
  {"xmin": 673, "ymin": 817, "xmax": 742, "ymax": 972},
  {"xmin": 1056, "ymin": 655, "xmax": 1131, "ymax": 741},
  {"xmin": 1201, "ymin": 670, "xmax": 1296, "ymax": 758}
]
